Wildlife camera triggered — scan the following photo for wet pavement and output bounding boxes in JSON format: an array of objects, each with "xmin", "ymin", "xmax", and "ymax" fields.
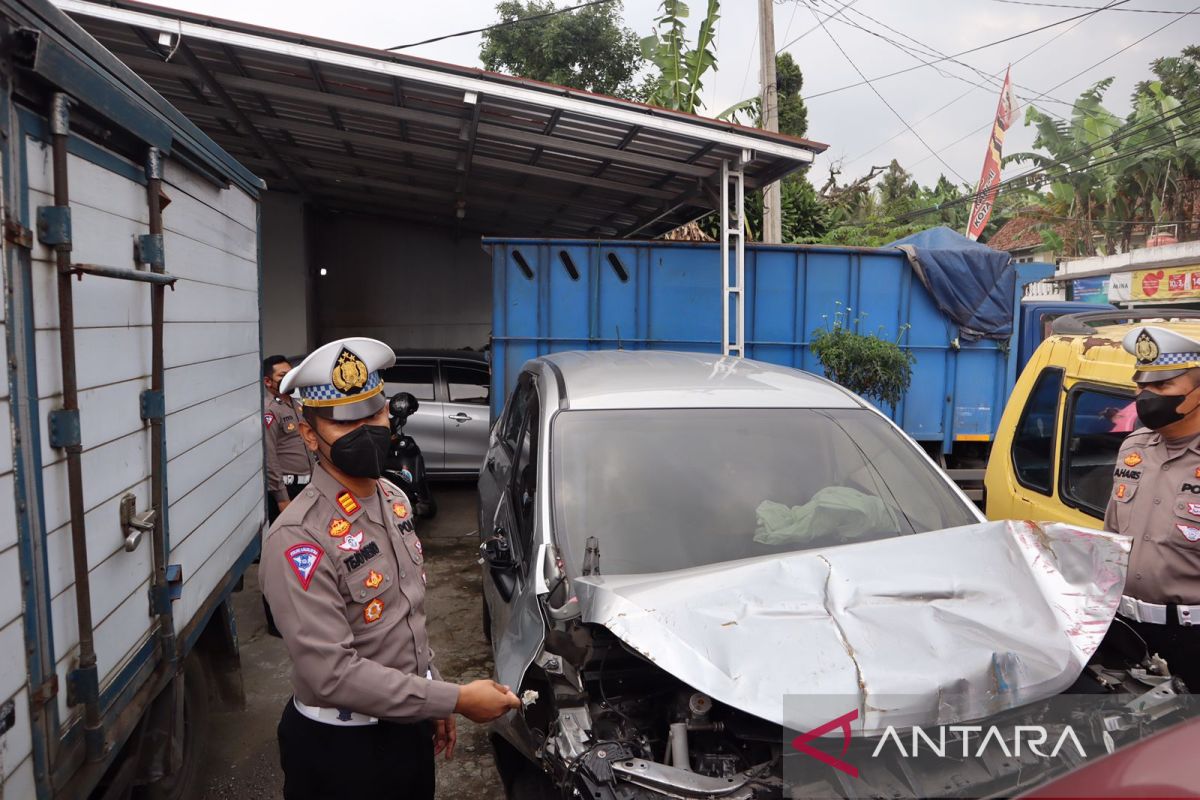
[{"xmin": 198, "ymin": 483, "xmax": 504, "ymax": 800}]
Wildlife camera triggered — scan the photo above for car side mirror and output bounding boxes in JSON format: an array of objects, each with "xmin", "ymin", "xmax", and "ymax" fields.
[{"xmin": 480, "ymin": 529, "xmax": 518, "ymax": 601}]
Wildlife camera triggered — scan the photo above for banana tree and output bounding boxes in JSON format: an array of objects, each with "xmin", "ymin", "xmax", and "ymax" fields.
[{"xmin": 640, "ymin": 0, "xmax": 720, "ymax": 114}]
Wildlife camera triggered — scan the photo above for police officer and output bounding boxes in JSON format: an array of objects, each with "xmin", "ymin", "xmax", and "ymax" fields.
[
  {"xmin": 1105, "ymin": 325, "xmax": 1200, "ymax": 691},
  {"xmin": 263, "ymin": 355, "xmax": 314, "ymax": 523},
  {"xmin": 260, "ymin": 337, "xmax": 520, "ymax": 800}
]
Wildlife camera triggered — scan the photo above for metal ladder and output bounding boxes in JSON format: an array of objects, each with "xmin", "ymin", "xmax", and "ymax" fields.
[{"xmin": 721, "ymin": 154, "xmax": 748, "ymax": 357}]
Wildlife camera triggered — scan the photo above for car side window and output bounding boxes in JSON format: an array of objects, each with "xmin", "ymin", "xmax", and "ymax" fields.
[
  {"xmin": 1011, "ymin": 368, "xmax": 1064, "ymax": 495},
  {"xmin": 1061, "ymin": 387, "xmax": 1139, "ymax": 519},
  {"xmin": 381, "ymin": 362, "xmax": 436, "ymax": 401},
  {"xmin": 511, "ymin": 390, "xmax": 541, "ymax": 566},
  {"xmin": 501, "ymin": 374, "xmax": 533, "ymax": 450},
  {"xmin": 446, "ymin": 364, "xmax": 490, "ymax": 406}
]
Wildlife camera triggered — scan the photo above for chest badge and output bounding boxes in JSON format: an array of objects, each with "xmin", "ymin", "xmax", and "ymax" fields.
[
  {"xmin": 365, "ymin": 570, "xmax": 384, "ymax": 589},
  {"xmin": 393, "ymin": 502, "xmax": 409, "ymax": 520},
  {"xmin": 1194, "ymin": 467, "xmax": 1200, "ymax": 479},
  {"xmin": 338, "ymin": 531, "xmax": 364, "ymax": 553},
  {"xmin": 336, "ymin": 491, "xmax": 361, "ymax": 516},
  {"xmin": 286, "ymin": 544, "xmax": 323, "ymax": 591},
  {"xmin": 1116, "ymin": 483, "xmax": 1128, "ymax": 500},
  {"xmin": 363, "ymin": 598, "xmax": 384, "ymax": 623},
  {"xmin": 264, "ymin": 412, "xmax": 275, "ymax": 429},
  {"xmin": 1177, "ymin": 524, "xmax": 1200, "ymax": 542},
  {"xmin": 329, "ymin": 518, "xmax": 350, "ymax": 538},
  {"xmin": 1188, "ymin": 503, "xmax": 1200, "ymax": 516},
  {"xmin": 1124, "ymin": 453, "xmax": 1143, "ymax": 467},
  {"xmin": 285, "ymin": 421, "xmax": 296, "ymax": 433}
]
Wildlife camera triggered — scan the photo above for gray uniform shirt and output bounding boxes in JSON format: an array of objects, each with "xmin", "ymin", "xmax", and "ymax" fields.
[
  {"xmin": 260, "ymin": 465, "xmax": 460, "ymax": 721},
  {"xmin": 264, "ymin": 386, "xmax": 314, "ymax": 504},
  {"xmin": 1104, "ymin": 427, "xmax": 1200, "ymax": 604}
]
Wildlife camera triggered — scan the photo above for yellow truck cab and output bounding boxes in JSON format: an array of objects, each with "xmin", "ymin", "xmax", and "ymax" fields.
[{"xmin": 985, "ymin": 312, "xmax": 1200, "ymax": 527}]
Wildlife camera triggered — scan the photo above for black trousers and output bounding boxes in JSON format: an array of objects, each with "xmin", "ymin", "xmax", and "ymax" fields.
[
  {"xmin": 1126, "ymin": 618, "xmax": 1200, "ymax": 691},
  {"xmin": 277, "ymin": 699, "xmax": 435, "ymax": 800}
]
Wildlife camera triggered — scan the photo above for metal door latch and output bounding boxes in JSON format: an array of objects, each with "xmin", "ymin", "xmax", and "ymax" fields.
[{"xmin": 120, "ymin": 493, "xmax": 156, "ymax": 552}]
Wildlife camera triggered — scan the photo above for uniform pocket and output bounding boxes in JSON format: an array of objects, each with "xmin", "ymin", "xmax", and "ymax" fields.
[
  {"xmin": 401, "ymin": 531, "xmax": 424, "ymax": 566},
  {"xmin": 342, "ymin": 562, "xmax": 390, "ymax": 605}
]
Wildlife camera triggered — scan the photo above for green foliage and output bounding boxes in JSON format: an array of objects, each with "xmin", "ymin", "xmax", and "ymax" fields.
[
  {"xmin": 639, "ymin": 0, "xmax": 721, "ymax": 113},
  {"xmin": 811, "ymin": 305, "xmax": 915, "ymax": 408},
  {"xmin": 481, "ymin": 1, "xmax": 644, "ymax": 98},
  {"xmin": 720, "ymin": 53, "xmax": 809, "ymax": 139}
]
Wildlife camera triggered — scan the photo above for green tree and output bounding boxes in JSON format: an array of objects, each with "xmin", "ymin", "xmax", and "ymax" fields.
[
  {"xmin": 480, "ymin": 1, "xmax": 644, "ymax": 98},
  {"xmin": 774, "ymin": 52, "xmax": 808, "ymax": 139},
  {"xmin": 639, "ymin": 0, "xmax": 721, "ymax": 113}
]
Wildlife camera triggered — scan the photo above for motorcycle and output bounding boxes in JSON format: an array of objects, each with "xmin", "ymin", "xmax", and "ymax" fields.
[{"xmin": 384, "ymin": 392, "xmax": 437, "ymax": 518}]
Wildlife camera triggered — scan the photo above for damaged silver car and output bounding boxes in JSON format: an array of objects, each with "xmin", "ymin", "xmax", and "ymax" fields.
[{"xmin": 476, "ymin": 351, "xmax": 1187, "ymax": 799}]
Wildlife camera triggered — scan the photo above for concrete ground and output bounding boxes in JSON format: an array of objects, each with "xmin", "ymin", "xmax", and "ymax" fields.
[{"xmin": 198, "ymin": 483, "xmax": 504, "ymax": 800}]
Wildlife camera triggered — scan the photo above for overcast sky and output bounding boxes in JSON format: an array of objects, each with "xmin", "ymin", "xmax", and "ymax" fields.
[{"xmin": 149, "ymin": 0, "xmax": 1197, "ymax": 189}]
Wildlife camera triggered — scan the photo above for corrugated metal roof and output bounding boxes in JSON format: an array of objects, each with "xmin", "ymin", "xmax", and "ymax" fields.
[{"xmin": 57, "ymin": 0, "xmax": 828, "ymax": 238}]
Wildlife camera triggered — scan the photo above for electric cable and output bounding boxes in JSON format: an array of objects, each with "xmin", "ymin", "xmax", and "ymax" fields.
[{"xmin": 386, "ymin": 0, "xmax": 617, "ymax": 51}]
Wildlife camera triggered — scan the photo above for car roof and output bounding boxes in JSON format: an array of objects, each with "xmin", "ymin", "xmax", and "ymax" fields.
[
  {"xmin": 391, "ymin": 349, "xmax": 489, "ymax": 365},
  {"xmin": 1046, "ymin": 321, "xmax": 1200, "ymax": 387},
  {"xmin": 535, "ymin": 350, "xmax": 863, "ymax": 410}
]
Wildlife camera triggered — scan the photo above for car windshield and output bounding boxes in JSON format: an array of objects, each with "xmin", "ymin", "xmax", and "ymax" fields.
[{"xmin": 551, "ymin": 407, "xmax": 979, "ymax": 576}]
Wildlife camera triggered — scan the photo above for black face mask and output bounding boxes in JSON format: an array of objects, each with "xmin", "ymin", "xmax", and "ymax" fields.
[
  {"xmin": 1135, "ymin": 389, "xmax": 1194, "ymax": 430},
  {"xmin": 319, "ymin": 424, "xmax": 391, "ymax": 478}
]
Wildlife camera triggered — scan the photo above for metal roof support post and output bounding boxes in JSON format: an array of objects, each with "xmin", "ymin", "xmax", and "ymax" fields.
[{"xmin": 721, "ymin": 155, "xmax": 746, "ymax": 357}]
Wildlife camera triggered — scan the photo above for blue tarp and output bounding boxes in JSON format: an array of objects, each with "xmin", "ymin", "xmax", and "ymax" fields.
[{"xmin": 888, "ymin": 226, "xmax": 1015, "ymax": 341}]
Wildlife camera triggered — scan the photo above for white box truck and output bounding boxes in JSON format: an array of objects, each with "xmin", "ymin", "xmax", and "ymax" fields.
[{"xmin": 0, "ymin": 1, "xmax": 267, "ymax": 797}]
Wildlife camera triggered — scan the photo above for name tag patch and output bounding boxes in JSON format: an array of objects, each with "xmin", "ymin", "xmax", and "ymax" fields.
[
  {"xmin": 1182, "ymin": 483, "xmax": 1200, "ymax": 495},
  {"xmin": 343, "ymin": 541, "xmax": 380, "ymax": 571},
  {"xmin": 286, "ymin": 544, "xmax": 323, "ymax": 591},
  {"xmin": 1114, "ymin": 468, "xmax": 1142, "ymax": 481},
  {"xmin": 1178, "ymin": 524, "xmax": 1200, "ymax": 542}
]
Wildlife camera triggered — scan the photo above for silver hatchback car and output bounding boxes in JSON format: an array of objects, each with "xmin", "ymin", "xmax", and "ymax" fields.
[
  {"xmin": 476, "ymin": 351, "xmax": 1167, "ymax": 800},
  {"xmin": 379, "ymin": 350, "xmax": 490, "ymax": 477}
]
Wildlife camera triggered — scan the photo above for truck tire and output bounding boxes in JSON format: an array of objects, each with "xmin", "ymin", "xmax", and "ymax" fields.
[{"xmin": 142, "ymin": 654, "xmax": 210, "ymax": 800}]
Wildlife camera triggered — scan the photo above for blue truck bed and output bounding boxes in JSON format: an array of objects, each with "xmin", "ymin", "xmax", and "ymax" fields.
[{"xmin": 484, "ymin": 238, "xmax": 1053, "ymax": 455}]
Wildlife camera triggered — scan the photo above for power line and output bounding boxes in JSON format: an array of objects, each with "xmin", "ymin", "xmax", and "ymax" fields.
[
  {"xmin": 385, "ymin": 0, "xmax": 616, "ymax": 51},
  {"xmin": 992, "ymin": 0, "xmax": 1199, "ymax": 13},
  {"xmin": 807, "ymin": 4, "xmax": 971, "ymax": 184},
  {"xmin": 802, "ymin": 1, "xmax": 1130, "ymax": 101},
  {"xmin": 907, "ymin": 1, "xmax": 1196, "ymax": 172},
  {"xmin": 775, "ymin": 0, "xmax": 859, "ymax": 53},
  {"xmin": 841, "ymin": 0, "xmax": 1104, "ymax": 166}
]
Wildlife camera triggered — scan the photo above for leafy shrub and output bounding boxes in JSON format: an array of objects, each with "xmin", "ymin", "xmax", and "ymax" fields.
[{"xmin": 811, "ymin": 304, "xmax": 915, "ymax": 408}]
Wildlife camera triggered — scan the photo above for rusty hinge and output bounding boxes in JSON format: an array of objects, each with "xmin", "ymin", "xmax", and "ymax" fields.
[
  {"xmin": 30, "ymin": 674, "xmax": 58, "ymax": 707},
  {"xmin": 4, "ymin": 215, "xmax": 33, "ymax": 249}
]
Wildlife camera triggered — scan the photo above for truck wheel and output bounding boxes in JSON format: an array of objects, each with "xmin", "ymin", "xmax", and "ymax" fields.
[{"xmin": 142, "ymin": 654, "xmax": 210, "ymax": 800}]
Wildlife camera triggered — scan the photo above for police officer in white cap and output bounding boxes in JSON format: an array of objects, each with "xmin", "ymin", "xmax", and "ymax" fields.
[
  {"xmin": 259, "ymin": 337, "xmax": 520, "ymax": 799},
  {"xmin": 1105, "ymin": 325, "xmax": 1200, "ymax": 691}
]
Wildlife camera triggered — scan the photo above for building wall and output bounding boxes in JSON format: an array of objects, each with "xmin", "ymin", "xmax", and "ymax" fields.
[
  {"xmin": 309, "ymin": 211, "xmax": 492, "ymax": 350},
  {"xmin": 260, "ymin": 191, "xmax": 311, "ymax": 358}
]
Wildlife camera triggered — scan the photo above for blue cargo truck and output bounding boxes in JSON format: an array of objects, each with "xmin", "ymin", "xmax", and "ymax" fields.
[
  {"xmin": 484, "ymin": 234, "xmax": 1098, "ymax": 468},
  {"xmin": 0, "ymin": 1, "xmax": 265, "ymax": 797}
]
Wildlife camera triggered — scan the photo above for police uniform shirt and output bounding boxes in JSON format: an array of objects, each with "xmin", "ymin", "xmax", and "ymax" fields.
[
  {"xmin": 260, "ymin": 465, "xmax": 460, "ymax": 721},
  {"xmin": 264, "ymin": 386, "xmax": 314, "ymax": 504},
  {"xmin": 1105, "ymin": 428, "xmax": 1200, "ymax": 605}
]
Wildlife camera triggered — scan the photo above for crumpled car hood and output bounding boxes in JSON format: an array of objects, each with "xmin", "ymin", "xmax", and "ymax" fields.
[{"xmin": 574, "ymin": 521, "xmax": 1130, "ymax": 735}]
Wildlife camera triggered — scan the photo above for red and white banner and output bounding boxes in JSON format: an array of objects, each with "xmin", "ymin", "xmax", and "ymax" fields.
[{"xmin": 966, "ymin": 67, "xmax": 1020, "ymax": 241}]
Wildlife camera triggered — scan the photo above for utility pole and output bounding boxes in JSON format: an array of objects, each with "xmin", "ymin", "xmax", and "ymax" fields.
[{"xmin": 759, "ymin": 0, "xmax": 781, "ymax": 243}]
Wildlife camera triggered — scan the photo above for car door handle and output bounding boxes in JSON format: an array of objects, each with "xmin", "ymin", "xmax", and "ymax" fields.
[{"xmin": 449, "ymin": 413, "xmax": 472, "ymax": 422}]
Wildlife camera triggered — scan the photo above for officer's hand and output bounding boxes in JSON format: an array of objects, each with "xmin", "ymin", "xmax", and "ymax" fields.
[
  {"xmin": 434, "ymin": 716, "xmax": 457, "ymax": 759},
  {"xmin": 278, "ymin": 499, "xmax": 291, "ymax": 512},
  {"xmin": 454, "ymin": 679, "xmax": 521, "ymax": 723}
]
